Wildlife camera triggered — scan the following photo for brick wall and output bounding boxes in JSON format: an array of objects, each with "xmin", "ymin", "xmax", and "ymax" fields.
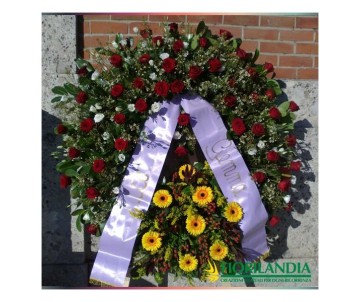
[{"xmin": 81, "ymin": 14, "xmax": 318, "ymax": 80}]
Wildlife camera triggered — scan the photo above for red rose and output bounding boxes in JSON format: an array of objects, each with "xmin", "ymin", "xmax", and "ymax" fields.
[
  {"xmin": 133, "ymin": 77, "xmax": 145, "ymax": 89},
  {"xmin": 278, "ymin": 179, "xmax": 291, "ymax": 192},
  {"xmin": 169, "ymin": 22, "xmax": 178, "ymax": 33},
  {"xmin": 154, "ymin": 81, "xmax": 169, "ymax": 97},
  {"xmin": 251, "ymin": 123, "xmax": 265, "ymax": 136},
  {"xmin": 85, "ymin": 224, "xmax": 98, "ymax": 235},
  {"xmin": 109, "ymin": 54, "xmax": 123, "ymax": 67},
  {"xmin": 290, "ymin": 161, "xmax": 302, "ymax": 171},
  {"xmin": 224, "ymin": 95, "xmax": 237, "ymax": 107},
  {"xmin": 114, "ymin": 138, "xmax": 129, "ymax": 151},
  {"xmin": 219, "ymin": 29, "xmax": 233, "ymax": 40},
  {"xmin": 228, "ymin": 79, "xmax": 236, "ymax": 88},
  {"xmin": 86, "ymin": 187, "xmax": 98, "ymax": 199},
  {"xmin": 265, "ymin": 89, "xmax": 275, "ymax": 100},
  {"xmin": 269, "ymin": 107, "xmax": 281, "ymax": 120},
  {"xmin": 93, "ymin": 159, "xmax": 105, "ymax": 173},
  {"xmin": 268, "ymin": 216, "xmax": 281, "ymax": 227},
  {"xmin": 80, "ymin": 118, "xmax": 94, "ymax": 133},
  {"xmin": 60, "ymin": 174, "xmax": 71, "ymax": 188},
  {"xmin": 75, "ymin": 91, "xmax": 88, "ymax": 104},
  {"xmin": 68, "ymin": 147, "xmax": 80, "ymax": 159},
  {"xmin": 140, "ymin": 29, "xmax": 152, "ymax": 39},
  {"xmin": 162, "ymin": 57, "xmax": 176, "ymax": 73},
  {"xmin": 199, "ymin": 37, "xmax": 208, "ymax": 48},
  {"xmin": 113, "ymin": 113, "xmax": 126, "ymax": 124},
  {"xmin": 111, "ymin": 84, "xmax": 124, "ymax": 98},
  {"xmin": 189, "ymin": 66, "xmax": 202, "ymax": 80},
  {"xmin": 173, "ymin": 40, "xmax": 184, "ymax": 53},
  {"xmin": 135, "ymin": 98, "xmax": 148, "ymax": 113},
  {"xmin": 247, "ymin": 67, "xmax": 257, "ymax": 78},
  {"xmin": 76, "ymin": 66, "xmax": 87, "ymax": 77},
  {"xmin": 208, "ymin": 58, "xmax": 222, "ymax": 73},
  {"xmin": 251, "ymin": 92, "xmax": 259, "ymax": 102},
  {"xmin": 139, "ymin": 54, "xmax": 151, "ymax": 64},
  {"xmin": 286, "ymin": 134, "xmax": 297, "ymax": 147},
  {"xmin": 175, "ymin": 146, "xmax": 188, "ymax": 157},
  {"xmin": 252, "ymin": 171, "xmax": 266, "ymax": 184},
  {"xmin": 231, "ymin": 118, "xmax": 246, "ymax": 136},
  {"xmin": 178, "ymin": 113, "xmax": 190, "ymax": 126},
  {"xmin": 152, "ymin": 36, "xmax": 164, "ymax": 46},
  {"xmin": 57, "ymin": 124, "xmax": 67, "ymax": 135},
  {"xmin": 289, "ymin": 101, "xmax": 300, "ymax": 112},
  {"xmin": 236, "ymin": 48, "xmax": 247, "ymax": 59},
  {"xmin": 267, "ymin": 150, "xmax": 279, "ymax": 162},
  {"xmin": 263, "ymin": 62, "xmax": 274, "ymax": 73},
  {"xmin": 279, "ymin": 166, "xmax": 291, "ymax": 175},
  {"xmin": 170, "ymin": 79, "xmax": 185, "ymax": 94}
]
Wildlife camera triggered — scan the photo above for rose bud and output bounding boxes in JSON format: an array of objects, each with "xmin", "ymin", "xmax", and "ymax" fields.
[
  {"xmin": 265, "ymin": 89, "xmax": 275, "ymax": 100},
  {"xmin": 268, "ymin": 216, "xmax": 281, "ymax": 227},
  {"xmin": 266, "ymin": 150, "xmax": 280, "ymax": 162},
  {"xmin": 278, "ymin": 179, "xmax": 291, "ymax": 192},
  {"xmin": 85, "ymin": 224, "xmax": 98, "ymax": 235},
  {"xmin": 269, "ymin": 107, "xmax": 281, "ymax": 120},
  {"xmin": 175, "ymin": 146, "xmax": 188, "ymax": 157},
  {"xmin": 289, "ymin": 101, "xmax": 300, "ymax": 112},
  {"xmin": 263, "ymin": 62, "xmax": 274, "ymax": 73},
  {"xmin": 109, "ymin": 54, "xmax": 123, "ymax": 67},
  {"xmin": 286, "ymin": 134, "xmax": 297, "ymax": 147},
  {"xmin": 59, "ymin": 175, "xmax": 71, "ymax": 188},
  {"xmin": 252, "ymin": 171, "xmax": 266, "ymax": 184},
  {"xmin": 290, "ymin": 161, "xmax": 302, "ymax": 171}
]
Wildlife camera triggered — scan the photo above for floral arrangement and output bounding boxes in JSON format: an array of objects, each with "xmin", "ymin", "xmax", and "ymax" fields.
[
  {"xmin": 52, "ymin": 20, "xmax": 300, "ymax": 238},
  {"xmin": 130, "ymin": 161, "xmax": 243, "ymax": 284}
]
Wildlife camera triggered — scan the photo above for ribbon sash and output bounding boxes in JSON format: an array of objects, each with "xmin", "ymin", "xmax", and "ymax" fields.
[{"xmin": 90, "ymin": 94, "xmax": 268, "ymax": 286}]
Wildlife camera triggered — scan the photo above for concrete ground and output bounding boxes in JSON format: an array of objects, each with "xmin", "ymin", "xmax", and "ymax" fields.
[{"xmin": 42, "ymin": 15, "xmax": 318, "ymax": 288}]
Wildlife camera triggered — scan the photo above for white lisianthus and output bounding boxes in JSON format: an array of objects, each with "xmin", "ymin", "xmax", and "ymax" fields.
[
  {"xmin": 95, "ymin": 103, "xmax": 102, "ymax": 110},
  {"xmin": 159, "ymin": 53, "xmax": 169, "ymax": 60},
  {"xmin": 63, "ymin": 135, "xmax": 69, "ymax": 141},
  {"xmin": 173, "ymin": 131, "xmax": 182, "ymax": 140},
  {"xmin": 283, "ymin": 195, "xmax": 291, "ymax": 204},
  {"xmin": 141, "ymin": 41, "xmax": 147, "ymax": 48},
  {"xmin": 149, "ymin": 59, "xmax": 154, "ymax": 66},
  {"xmin": 248, "ymin": 147, "xmax": 257, "ymax": 156},
  {"xmin": 257, "ymin": 140, "xmax": 266, "ymax": 149},
  {"xmin": 112, "ymin": 41, "xmax": 118, "ymax": 48},
  {"xmin": 133, "ymin": 26, "xmax": 139, "ymax": 34},
  {"xmin": 149, "ymin": 72, "xmax": 157, "ymax": 80},
  {"xmin": 94, "ymin": 113, "xmax": 105, "ymax": 123},
  {"xmin": 102, "ymin": 132, "xmax": 110, "ymax": 140},
  {"xmin": 118, "ymin": 154, "xmax": 126, "ymax": 162},
  {"xmin": 115, "ymin": 107, "xmax": 121, "ymax": 112},
  {"xmin": 91, "ymin": 70, "xmax": 100, "ymax": 80},
  {"xmin": 120, "ymin": 39, "xmax": 127, "ymax": 46},
  {"xmin": 128, "ymin": 104, "xmax": 135, "ymax": 112},
  {"xmin": 83, "ymin": 213, "xmax": 90, "ymax": 221},
  {"xmin": 183, "ymin": 42, "xmax": 189, "ymax": 49},
  {"xmin": 112, "ymin": 187, "xmax": 120, "ymax": 195},
  {"xmin": 183, "ymin": 51, "xmax": 189, "ymax": 58},
  {"xmin": 187, "ymin": 34, "xmax": 193, "ymax": 40},
  {"xmin": 151, "ymin": 102, "xmax": 161, "ymax": 113},
  {"xmin": 278, "ymin": 148, "xmax": 285, "ymax": 153},
  {"xmin": 291, "ymin": 175, "xmax": 297, "ymax": 185}
]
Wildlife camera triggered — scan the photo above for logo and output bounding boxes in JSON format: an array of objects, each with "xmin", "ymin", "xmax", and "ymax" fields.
[{"xmin": 205, "ymin": 260, "xmax": 220, "ymax": 282}]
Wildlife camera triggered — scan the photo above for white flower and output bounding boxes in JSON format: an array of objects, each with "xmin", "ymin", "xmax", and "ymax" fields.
[
  {"xmin": 89, "ymin": 105, "xmax": 97, "ymax": 112},
  {"xmin": 115, "ymin": 107, "xmax": 121, "ymax": 112},
  {"xmin": 257, "ymin": 140, "xmax": 265, "ymax": 149},
  {"xmin": 248, "ymin": 147, "xmax": 257, "ymax": 156},
  {"xmin": 141, "ymin": 41, "xmax": 147, "ymax": 48},
  {"xmin": 173, "ymin": 131, "xmax": 182, "ymax": 140},
  {"xmin": 94, "ymin": 113, "xmax": 105, "ymax": 123},
  {"xmin": 112, "ymin": 187, "xmax": 120, "ymax": 195},
  {"xmin": 112, "ymin": 41, "xmax": 118, "ymax": 48},
  {"xmin": 124, "ymin": 57, "xmax": 130, "ymax": 64},
  {"xmin": 118, "ymin": 154, "xmax": 126, "ymax": 162},
  {"xmin": 278, "ymin": 148, "xmax": 285, "ymax": 153},
  {"xmin": 291, "ymin": 175, "xmax": 297, "ymax": 185},
  {"xmin": 83, "ymin": 213, "xmax": 90, "ymax": 221},
  {"xmin": 102, "ymin": 132, "xmax": 110, "ymax": 140},
  {"xmin": 159, "ymin": 53, "xmax": 169, "ymax": 60},
  {"xmin": 151, "ymin": 102, "xmax": 161, "ymax": 113},
  {"xmin": 187, "ymin": 34, "xmax": 193, "ymax": 40},
  {"xmin": 120, "ymin": 39, "xmax": 127, "ymax": 46},
  {"xmin": 91, "ymin": 70, "xmax": 100, "ymax": 80},
  {"xmin": 272, "ymin": 147, "xmax": 278, "ymax": 152},
  {"xmin": 183, "ymin": 42, "xmax": 189, "ymax": 49},
  {"xmin": 95, "ymin": 103, "xmax": 102, "ymax": 110},
  {"xmin": 183, "ymin": 51, "xmax": 189, "ymax": 58},
  {"xmin": 128, "ymin": 104, "xmax": 135, "ymax": 112},
  {"xmin": 283, "ymin": 195, "xmax": 291, "ymax": 204},
  {"xmin": 149, "ymin": 72, "xmax": 157, "ymax": 80},
  {"xmin": 148, "ymin": 60, "xmax": 154, "ymax": 66},
  {"xmin": 63, "ymin": 135, "xmax": 69, "ymax": 141},
  {"xmin": 60, "ymin": 95, "xmax": 68, "ymax": 102},
  {"xmin": 133, "ymin": 26, "xmax": 139, "ymax": 34}
]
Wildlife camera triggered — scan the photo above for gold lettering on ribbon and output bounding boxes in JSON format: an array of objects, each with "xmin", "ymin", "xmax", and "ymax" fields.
[{"xmin": 127, "ymin": 164, "xmax": 150, "ymax": 200}]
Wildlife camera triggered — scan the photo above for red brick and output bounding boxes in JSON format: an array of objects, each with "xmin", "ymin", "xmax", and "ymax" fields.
[
  {"xmin": 223, "ymin": 15, "xmax": 259, "ymax": 26},
  {"xmin": 314, "ymin": 30, "xmax": 318, "ymax": 42},
  {"xmin": 260, "ymin": 42, "xmax": 294, "ymax": 54},
  {"xmin": 84, "ymin": 35, "xmax": 109, "ymax": 48},
  {"xmin": 297, "ymin": 68, "xmax": 318, "ymax": 79},
  {"xmin": 83, "ymin": 49, "xmax": 91, "ymax": 60},
  {"xmin": 83, "ymin": 21, "xmax": 90, "ymax": 34},
  {"xmin": 244, "ymin": 28, "xmax": 278, "ymax": 40},
  {"xmin": 280, "ymin": 56, "xmax": 313, "ymax": 67},
  {"xmin": 260, "ymin": 16, "xmax": 295, "ymax": 28},
  {"xmin": 187, "ymin": 15, "xmax": 222, "ymax": 24},
  {"xmin": 240, "ymin": 40, "xmax": 259, "ymax": 52},
  {"xmin": 280, "ymin": 30, "xmax": 314, "ymax": 42},
  {"xmin": 111, "ymin": 14, "xmax": 148, "ymax": 21},
  {"xmin": 128, "ymin": 21, "xmax": 164, "ymax": 36},
  {"xmin": 274, "ymin": 68, "xmax": 297, "ymax": 79},
  {"xmin": 296, "ymin": 43, "xmax": 318, "ymax": 55},
  {"xmin": 91, "ymin": 22, "xmax": 128, "ymax": 34},
  {"xmin": 207, "ymin": 25, "xmax": 242, "ymax": 38},
  {"xmin": 314, "ymin": 56, "xmax": 318, "ymax": 68},
  {"xmin": 296, "ymin": 17, "xmax": 318, "ymax": 29},
  {"xmin": 83, "ymin": 14, "xmax": 110, "ymax": 20},
  {"xmin": 148, "ymin": 15, "xmax": 186, "ymax": 22},
  {"xmin": 257, "ymin": 54, "xmax": 278, "ymax": 65}
]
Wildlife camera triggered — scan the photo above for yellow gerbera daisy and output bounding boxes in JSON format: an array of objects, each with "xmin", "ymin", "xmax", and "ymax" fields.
[
  {"xmin": 152, "ymin": 190, "xmax": 173, "ymax": 208},
  {"xmin": 142, "ymin": 231, "xmax": 162, "ymax": 252},
  {"xmin": 179, "ymin": 254, "xmax": 198, "ymax": 272},
  {"xmin": 178, "ymin": 164, "xmax": 195, "ymax": 180},
  {"xmin": 224, "ymin": 202, "xmax": 243, "ymax": 223},
  {"xmin": 186, "ymin": 215, "xmax": 206, "ymax": 236},
  {"xmin": 192, "ymin": 186, "xmax": 213, "ymax": 206},
  {"xmin": 209, "ymin": 241, "xmax": 229, "ymax": 261}
]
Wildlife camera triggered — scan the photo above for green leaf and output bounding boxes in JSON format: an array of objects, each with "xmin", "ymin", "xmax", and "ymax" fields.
[
  {"xmin": 64, "ymin": 83, "xmax": 80, "ymax": 96},
  {"xmin": 208, "ymin": 37, "xmax": 219, "ymax": 46},
  {"xmin": 191, "ymin": 36, "xmax": 198, "ymax": 50},
  {"xmin": 71, "ymin": 209, "xmax": 86, "ymax": 216},
  {"xmin": 64, "ymin": 169, "xmax": 77, "ymax": 177},
  {"xmin": 154, "ymin": 272, "xmax": 164, "ymax": 284},
  {"xmin": 289, "ymin": 112, "xmax": 296, "ymax": 121},
  {"xmin": 56, "ymin": 161, "xmax": 76, "ymax": 173},
  {"xmin": 193, "ymin": 162, "xmax": 204, "ymax": 170},
  {"xmin": 51, "ymin": 96, "xmax": 62, "ymax": 103},
  {"xmin": 75, "ymin": 58, "xmax": 88, "ymax": 69},
  {"xmin": 182, "ymin": 186, "xmax": 191, "ymax": 195},
  {"xmin": 76, "ymin": 215, "xmax": 83, "ymax": 232},
  {"xmin": 196, "ymin": 21, "xmax": 206, "ymax": 35},
  {"xmin": 267, "ymin": 79, "xmax": 282, "ymax": 96},
  {"xmin": 277, "ymin": 101, "xmax": 290, "ymax": 117},
  {"xmin": 252, "ymin": 48, "xmax": 260, "ymax": 63},
  {"xmin": 232, "ymin": 39, "xmax": 238, "ymax": 50},
  {"xmin": 52, "ymin": 86, "xmax": 68, "ymax": 95}
]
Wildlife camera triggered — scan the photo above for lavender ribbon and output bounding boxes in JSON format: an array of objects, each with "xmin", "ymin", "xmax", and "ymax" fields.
[{"xmin": 90, "ymin": 94, "xmax": 268, "ymax": 286}]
